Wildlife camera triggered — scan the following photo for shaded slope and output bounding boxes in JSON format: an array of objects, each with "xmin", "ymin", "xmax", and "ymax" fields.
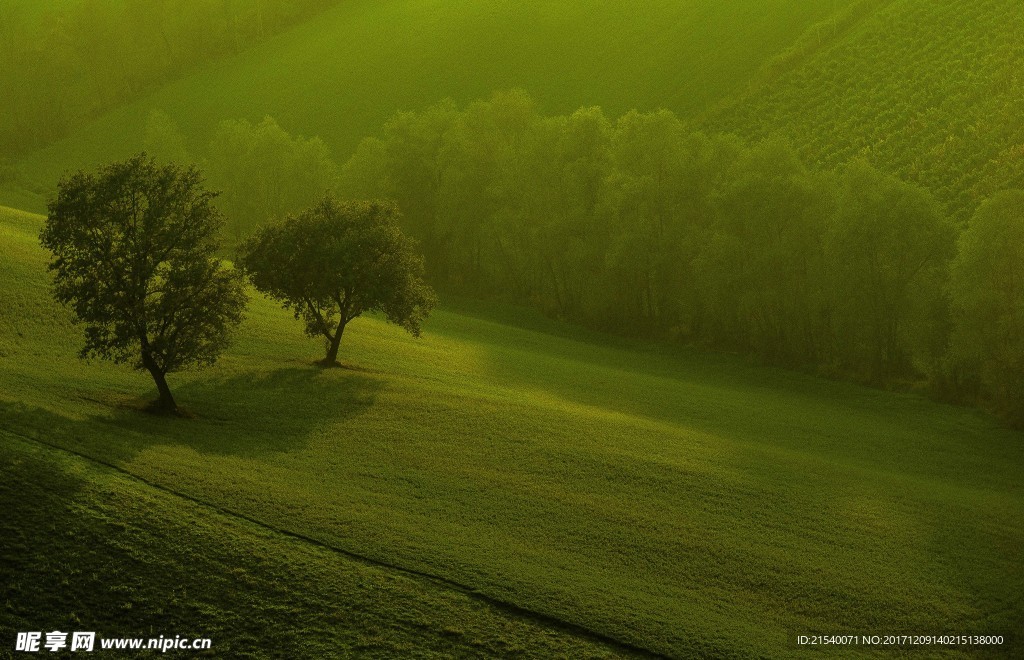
[
  {"xmin": 0, "ymin": 432, "xmax": 635, "ymax": 658},
  {"xmin": 0, "ymin": 0, "xmax": 345, "ymax": 155}
]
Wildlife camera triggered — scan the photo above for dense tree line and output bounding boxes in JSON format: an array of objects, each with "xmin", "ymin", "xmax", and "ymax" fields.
[
  {"xmin": 946, "ymin": 191, "xmax": 1024, "ymax": 426},
  {"xmin": 144, "ymin": 111, "xmax": 337, "ymax": 242},
  {"xmin": 0, "ymin": 0, "xmax": 341, "ymax": 154},
  {"xmin": 139, "ymin": 91, "xmax": 1023, "ymax": 425},
  {"xmin": 331, "ymin": 90, "xmax": 1020, "ymax": 425}
]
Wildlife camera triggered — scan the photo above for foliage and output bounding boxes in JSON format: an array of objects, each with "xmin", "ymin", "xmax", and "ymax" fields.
[
  {"xmin": 695, "ymin": 137, "xmax": 832, "ymax": 361},
  {"xmin": 39, "ymin": 155, "xmax": 247, "ymax": 411},
  {"xmin": 948, "ymin": 190, "xmax": 1024, "ymax": 426},
  {"xmin": 238, "ymin": 197, "xmax": 436, "ymax": 365},
  {"xmin": 825, "ymin": 161, "xmax": 956, "ymax": 382},
  {"xmin": 1, "ymin": 0, "xmax": 860, "ymax": 210},
  {"xmin": 332, "ymin": 89, "xmax": 1021, "ymax": 426},
  {"xmin": 339, "ymin": 94, "xmax": 956, "ymax": 383},
  {"xmin": 207, "ymin": 116, "xmax": 338, "ymax": 242}
]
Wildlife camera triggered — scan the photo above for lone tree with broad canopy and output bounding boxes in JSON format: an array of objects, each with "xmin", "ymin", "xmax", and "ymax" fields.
[
  {"xmin": 239, "ymin": 197, "xmax": 436, "ymax": 366},
  {"xmin": 40, "ymin": 154, "xmax": 248, "ymax": 414}
]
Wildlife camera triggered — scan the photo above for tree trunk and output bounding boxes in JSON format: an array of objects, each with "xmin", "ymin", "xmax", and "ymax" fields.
[
  {"xmin": 142, "ymin": 350, "xmax": 176, "ymax": 412},
  {"xmin": 151, "ymin": 369, "xmax": 177, "ymax": 412},
  {"xmin": 322, "ymin": 319, "xmax": 347, "ymax": 366}
]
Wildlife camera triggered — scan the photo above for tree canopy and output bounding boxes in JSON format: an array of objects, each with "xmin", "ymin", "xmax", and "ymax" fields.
[
  {"xmin": 238, "ymin": 197, "xmax": 436, "ymax": 366},
  {"xmin": 40, "ymin": 154, "xmax": 248, "ymax": 412},
  {"xmin": 948, "ymin": 190, "xmax": 1024, "ymax": 426},
  {"xmin": 207, "ymin": 116, "xmax": 338, "ymax": 242}
]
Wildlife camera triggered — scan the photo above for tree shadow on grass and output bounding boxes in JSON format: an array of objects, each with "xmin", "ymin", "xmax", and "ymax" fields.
[{"xmin": 0, "ymin": 366, "xmax": 384, "ymax": 464}]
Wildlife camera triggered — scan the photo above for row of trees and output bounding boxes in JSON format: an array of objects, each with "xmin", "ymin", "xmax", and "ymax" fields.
[
  {"xmin": 332, "ymin": 90, "xmax": 1021, "ymax": 424},
  {"xmin": 144, "ymin": 112, "xmax": 338, "ymax": 243},
  {"xmin": 124, "ymin": 92, "xmax": 1023, "ymax": 425},
  {"xmin": 0, "ymin": 0, "xmax": 341, "ymax": 153},
  {"xmin": 42, "ymin": 156, "xmax": 434, "ymax": 413}
]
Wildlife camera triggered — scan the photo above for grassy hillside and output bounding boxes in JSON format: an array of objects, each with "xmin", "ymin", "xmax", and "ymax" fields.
[
  {"xmin": 0, "ymin": 433, "xmax": 630, "ymax": 658},
  {"xmin": 1, "ymin": 0, "xmax": 856, "ymax": 212},
  {"xmin": 711, "ymin": 0, "xmax": 1024, "ymax": 221},
  {"xmin": 2, "ymin": 205, "xmax": 1021, "ymax": 656}
]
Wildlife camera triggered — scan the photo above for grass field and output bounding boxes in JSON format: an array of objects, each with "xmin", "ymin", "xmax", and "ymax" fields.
[
  {"xmin": 2, "ymin": 204, "xmax": 1021, "ymax": 657},
  {"xmin": 0, "ymin": 434, "xmax": 632, "ymax": 658},
  {"xmin": 1, "ymin": 0, "xmax": 857, "ymax": 213}
]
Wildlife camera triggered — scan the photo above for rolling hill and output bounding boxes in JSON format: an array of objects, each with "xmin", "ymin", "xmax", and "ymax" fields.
[
  {"xmin": 2, "ymin": 205, "xmax": 1021, "ymax": 656},
  {"xmin": 8, "ymin": 0, "xmax": 1022, "ymax": 228},
  {"xmin": 4, "ymin": 2, "xmax": 1024, "ymax": 654},
  {"xmin": 711, "ymin": 0, "xmax": 1024, "ymax": 221},
  {"xmin": 1, "ymin": 0, "xmax": 858, "ymax": 212}
]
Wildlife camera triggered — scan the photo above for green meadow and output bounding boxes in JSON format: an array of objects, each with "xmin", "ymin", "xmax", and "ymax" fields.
[
  {"xmin": 3, "ymin": 205, "xmax": 1021, "ymax": 656},
  {"xmin": 3, "ymin": 1, "xmax": 1024, "ymax": 654},
  {"xmin": 0, "ymin": 433, "xmax": 629, "ymax": 658}
]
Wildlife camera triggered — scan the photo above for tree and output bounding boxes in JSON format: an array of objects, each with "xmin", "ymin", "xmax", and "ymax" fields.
[
  {"xmin": 207, "ymin": 116, "xmax": 338, "ymax": 242},
  {"xmin": 238, "ymin": 197, "xmax": 437, "ymax": 366},
  {"xmin": 698, "ymin": 137, "xmax": 833, "ymax": 361},
  {"xmin": 40, "ymin": 154, "xmax": 248, "ymax": 413},
  {"xmin": 948, "ymin": 190, "xmax": 1024, "ymax": 426},
  {"xmin": 824, "ymin": 161, "xmax": 955, "ymax": 382},
  {"xmin": 434, "ymin": 90, "xmax": 539, "ymax": 289}
]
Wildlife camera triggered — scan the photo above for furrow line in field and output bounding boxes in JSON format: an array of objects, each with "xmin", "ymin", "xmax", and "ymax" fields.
[{"xmin": 1, "ymin": 427, "xmax": 668, "ymax": 659}]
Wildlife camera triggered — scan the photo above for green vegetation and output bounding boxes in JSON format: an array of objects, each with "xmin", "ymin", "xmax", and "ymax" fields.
[
  {"xmin": 335, "ymin": 92, "xmax": 1020, "ymax": 422},
  {"xmin": 4, "ymin": 2, "xmax": 1024, "ymax": 655},
  {"xmin": 3, "ymin": 206, "xmax": 1021, "ymax": 656},
  {"xmin": 0, "ymin": 0, "xmax": 858, "ymax": 211},
  {"xmin": 205, "ymin": 116, "xmax": 338, "ymax": 242},
  {"xmin": 239, "ymin": 198, "xmax": 436, "ymax": 366},
  {"xmin": 0, "ymin": 433, "xmax": 629, "ymax": 658},
  {"xmin": 947, "ymin": 191, "xmax": 1024, "ymax": 427},
  {"xmin": 713, "ymin": 0, "xmax": 1024, "ymax": 221},
  {"xmin": 41, "ymin": 156, "xmax": 247, "ymax": 413}
]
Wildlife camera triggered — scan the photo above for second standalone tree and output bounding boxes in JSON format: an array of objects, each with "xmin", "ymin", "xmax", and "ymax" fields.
[{"xmin": 239, "ymin": 197, "xmax": 436, "ymax": 366}]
